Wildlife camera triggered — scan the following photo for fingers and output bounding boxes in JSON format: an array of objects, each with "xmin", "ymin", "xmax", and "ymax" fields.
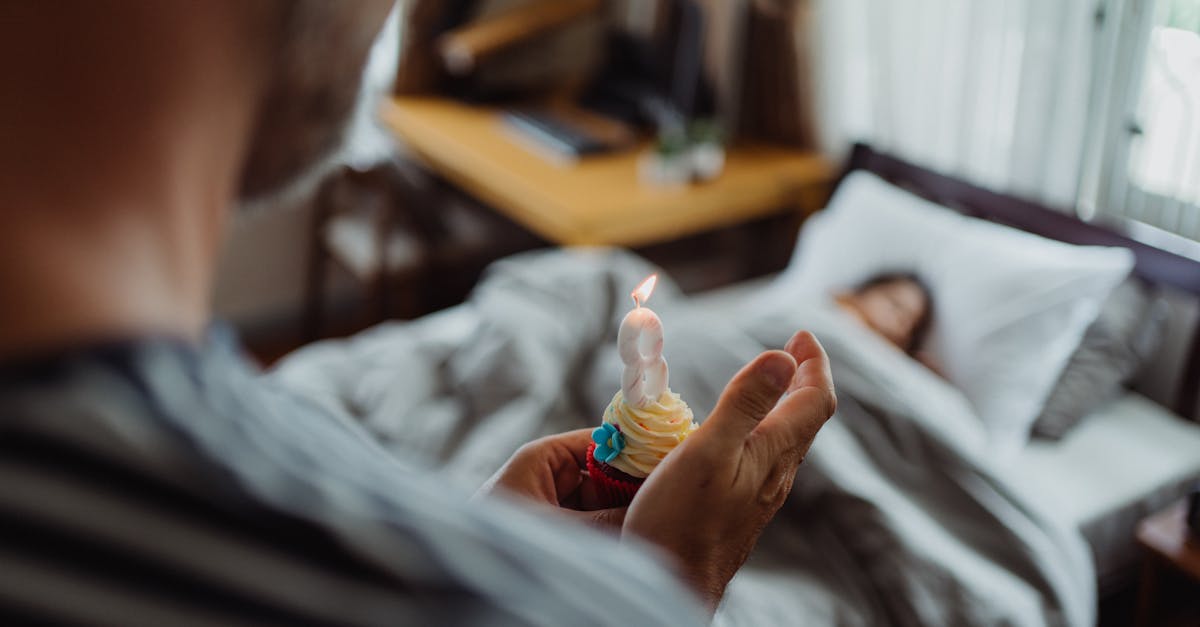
[
  {"xmin": 783, "ymin": 331, "xmax": 836, "ymax": 403},
  {"xmin": 481, "ymin": 429, "xmax": 594, "ymax": 504},
  {"xmin": 750, "ymin": 332, "xmax": 836, "ymax": 463},
  {"xmin": 748, "ymin": 388, "xmax": 830, "ymax": 464},
  {"xmin": 694, "ymin": 350, "xmax": 797, "ymax": 451},
  {"xmin": 533, "ymin": 429, "xmax": 598, "ymax": 500},
  {"xmin": 519, "ymin": 428, "xmax": 595, "ymax": 468},
  {"xmin": 557, "ymin": 428, "xmax": 599, "ymax": 468}
]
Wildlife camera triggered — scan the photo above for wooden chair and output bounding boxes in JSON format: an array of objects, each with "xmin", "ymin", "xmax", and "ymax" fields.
[
  {"xmin": 303, "ymin": 154, "xmax": 538, "ymax": 341},
  {"xmin": 303, "ymin": 158, "xmax": 434, "ymax": 341}
]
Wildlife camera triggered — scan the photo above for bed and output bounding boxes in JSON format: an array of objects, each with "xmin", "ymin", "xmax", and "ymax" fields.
[
  {"xmin": 269, "ymin": 144, "xmax": 1200, "ymax": 626},
  {"xmin": 826, "ymin": 145, "xmax": 1200, "ymax": 592},
  {"xmin": 695, "ymin": 144, "xmax": 1200, "ymax": 592},
  {"xmin": 692, "ymin": 279, "xmax": 1200, "ymax": 594}
]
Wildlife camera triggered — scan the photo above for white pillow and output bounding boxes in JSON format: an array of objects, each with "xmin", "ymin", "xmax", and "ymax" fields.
[{"xmin": 771, "ymin": 171, "xmax": 1135, "ymax": 457}]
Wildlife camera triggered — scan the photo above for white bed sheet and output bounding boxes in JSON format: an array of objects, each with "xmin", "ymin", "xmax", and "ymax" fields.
[
  {"xmin": 692, "ymin": 275, "xmax": 1200, "ymax": 588},
  {"xmin": 394, "ymin": 275, "xmax": 1197, "ymax": 592},
  {"xmin": 1008, "ymin": 393, "xmax": 1200, "ymax": 587},
  {"xmin": 279, "ymin": 251, "xmax": 1098, "ymax": 625}
]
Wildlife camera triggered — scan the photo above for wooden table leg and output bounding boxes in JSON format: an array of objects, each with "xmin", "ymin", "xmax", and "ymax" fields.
[{"xmin": 1136, "ymin": 557, "xmax": 1159, "ymax": 627}]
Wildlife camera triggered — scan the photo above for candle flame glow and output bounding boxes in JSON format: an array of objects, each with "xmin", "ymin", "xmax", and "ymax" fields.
[{"xmin": 631, "ymin": 274, "xmax": 658, "ymax": 307}]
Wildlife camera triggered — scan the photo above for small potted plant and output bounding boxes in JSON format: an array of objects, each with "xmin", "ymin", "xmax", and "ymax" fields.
[
  {"xmin": 638, "ymin": 127, "xmax": 693, "ymax": 186},
  {"xmin": 687, "ymin": 118, "xmax": 725, "ymax": 182}
]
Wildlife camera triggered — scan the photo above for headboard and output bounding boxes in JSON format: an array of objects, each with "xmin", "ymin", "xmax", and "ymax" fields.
[{"xmin": 839, "ymin": 143, "xmax": 1200, "ymax": 417}]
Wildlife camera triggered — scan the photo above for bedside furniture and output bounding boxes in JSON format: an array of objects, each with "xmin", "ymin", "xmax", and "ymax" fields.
[
  {"xmin": 304, "ymin": 156, "xmax": 546, "ymax": 341},
  {"xmin": 1135, "ymin": 500, "xmax": 1200, "ymax": 627},
  {"xmin": 304, "ymin": 160, "xmax": 430, "ymax": 341},
  {"xmin": 381, "ymin": 96, "xmax": 833, "ymax": 248}
]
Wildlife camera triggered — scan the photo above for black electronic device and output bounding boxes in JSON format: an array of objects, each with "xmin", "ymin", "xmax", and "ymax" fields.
[
  {"xmin": 502, "ymin": 110, "xmax": 614, "ymax": 163},
  {"xmin": 581, "ymin": 0, "xmax": 716, "ymax": 129}
]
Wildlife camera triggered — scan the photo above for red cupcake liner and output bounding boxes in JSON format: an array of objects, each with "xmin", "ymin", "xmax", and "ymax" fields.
[{"xmin": 586, "ymin": 443, "xmax": 644, "ymax": 506}]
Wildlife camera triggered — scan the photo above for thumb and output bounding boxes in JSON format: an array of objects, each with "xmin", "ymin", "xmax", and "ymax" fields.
[
  {"xmin": 695, "ymin": 351, "xmax": 797, "ymax": 450},
  {"xmin": 560, "ymin": 506, "xmax": 628, "ymax": 530}
]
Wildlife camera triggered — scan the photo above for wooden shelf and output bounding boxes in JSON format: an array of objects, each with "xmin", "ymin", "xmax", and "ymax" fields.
[{"xmin": 382, "ymin": 96, "xmax": 833, "ymax": 247}]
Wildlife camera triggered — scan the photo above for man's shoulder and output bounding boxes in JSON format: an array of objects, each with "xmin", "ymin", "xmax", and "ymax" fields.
[
  {"xmin": 1, "ymin": 333, "xmax": 446, "ymax": 527},
  {"xmin": 0, "ymin": 336, "xmax": 703, "ymax": 626}
]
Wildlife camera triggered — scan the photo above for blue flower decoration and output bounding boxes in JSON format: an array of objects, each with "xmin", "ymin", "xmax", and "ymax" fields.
[{"xmin": 591, "ymin": 423, "xmax": 625, "ymax": 463}]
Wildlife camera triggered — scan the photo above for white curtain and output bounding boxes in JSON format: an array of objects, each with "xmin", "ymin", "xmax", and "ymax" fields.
[
  {"xmin": 811, "ymin": 0, "xmax": 1099, "ymax": 209},
  {"xmin": 342, "ymin": 2, "xmax": 404, "ymax": 169}
]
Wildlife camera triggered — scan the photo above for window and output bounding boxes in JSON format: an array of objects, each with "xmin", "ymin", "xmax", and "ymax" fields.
[{"xmin": 1084, "ymin": 0, "xmax": 1200, "ymax": 243}]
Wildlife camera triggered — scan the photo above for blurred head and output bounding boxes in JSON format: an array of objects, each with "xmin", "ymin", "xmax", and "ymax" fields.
[
  {"xmin": 836, "ymin": 273, "xmax": 933, "ymax": 353},
  {"xmin": 0, "ymin": 1, "xmax": 393, "ymax": 205},
  {"xmin": 0, "ymin": 1, "xmax": 394, "ymax": 347}
]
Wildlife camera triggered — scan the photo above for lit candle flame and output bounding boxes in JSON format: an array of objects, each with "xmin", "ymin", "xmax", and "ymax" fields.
[{"xmin": 631, "ymin": 274, "xmax": 658, "ymax": 308}]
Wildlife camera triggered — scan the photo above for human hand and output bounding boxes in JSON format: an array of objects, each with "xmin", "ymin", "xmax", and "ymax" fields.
[
  {"xmin": 623, "ymin": 330, "xmax": 835, "ymax": 613},
  {"xmin": 476, "ymin": 429, "xmax": 627, "ymax": 529}
]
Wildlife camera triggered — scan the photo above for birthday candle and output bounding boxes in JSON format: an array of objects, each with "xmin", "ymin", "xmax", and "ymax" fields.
[{"xmin": 617, "ymin": 274, "xmax": 668, "ymax": 408}]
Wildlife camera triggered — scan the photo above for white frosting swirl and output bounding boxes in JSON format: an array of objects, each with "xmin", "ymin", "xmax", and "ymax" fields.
[{"xmin": 602, "ymin": 388, "xmax": 696, "ymax": 478}]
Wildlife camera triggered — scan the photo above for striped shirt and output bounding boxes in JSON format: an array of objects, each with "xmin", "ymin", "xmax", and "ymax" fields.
[{"xmin": 0, "ymin": 330, "xmax": 705, "ymax": 626}]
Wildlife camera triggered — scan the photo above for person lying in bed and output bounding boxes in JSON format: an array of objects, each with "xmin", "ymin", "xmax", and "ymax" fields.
[
  {"xmin": 0, "ymin": 3, "xmax": 836, "ymax": 625},
  {"xmin": 834, "ymin": 272, "xmax": 942, "ymax": 373}
]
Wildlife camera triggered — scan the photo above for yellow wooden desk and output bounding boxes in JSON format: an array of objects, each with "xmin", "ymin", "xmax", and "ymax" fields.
[{"xmin": 382, "ymin": 96, "xmax": 833, "ymax": 247}]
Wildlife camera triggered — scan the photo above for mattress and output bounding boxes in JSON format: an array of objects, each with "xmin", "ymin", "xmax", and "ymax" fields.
[{"xmin": 1009, "ymin": 393, "xmax": 1200, "ymax": 588}]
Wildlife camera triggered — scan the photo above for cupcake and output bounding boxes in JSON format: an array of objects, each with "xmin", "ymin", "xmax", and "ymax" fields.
[{"xmin": 587, "ymin": 388, "xmax": 697, "ymax": 505}]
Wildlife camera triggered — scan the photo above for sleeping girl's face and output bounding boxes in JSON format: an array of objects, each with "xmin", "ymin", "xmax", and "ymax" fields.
[{"xmin": 835, "ymin": 277, "xmax": 930, "ymax": 352}]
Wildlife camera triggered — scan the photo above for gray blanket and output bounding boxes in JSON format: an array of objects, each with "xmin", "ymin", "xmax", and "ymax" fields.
[{"xmin": 272, "ymin": 249, "xmax": 1094, "ymax": 626}]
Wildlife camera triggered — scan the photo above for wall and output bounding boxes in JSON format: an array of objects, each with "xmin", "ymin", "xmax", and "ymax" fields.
[{"xmin": 212, "ymin": 197, "xmax": 320, "ymax": 335}]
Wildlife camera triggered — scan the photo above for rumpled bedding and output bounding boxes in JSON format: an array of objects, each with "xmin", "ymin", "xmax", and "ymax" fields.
[{"xmin": 271, "ymin": 248, "xmax": 1094, "ymax": 627}]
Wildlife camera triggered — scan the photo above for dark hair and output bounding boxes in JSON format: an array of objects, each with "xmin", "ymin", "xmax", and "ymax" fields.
[{"xmin": 854, "ymin": 272, "xmax": 934, "ymax": 353}]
